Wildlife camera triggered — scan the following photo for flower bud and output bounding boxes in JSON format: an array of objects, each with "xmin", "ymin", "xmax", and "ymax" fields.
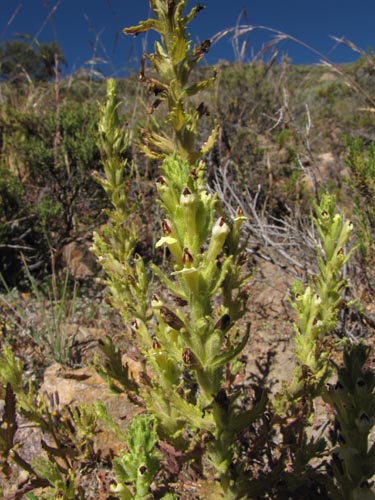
[
  {"xmin": 180, "ymin": 188, "xmax": 198, "ymax": 249},
  {"xmin": 139, "ymin": 465, "xmax": 147, "ymax": 475},
  {"xmin": 152, "ymin": 337, "xmax": 161, "ymax": 350},
  {"xmin": 336, "ymin": 247, "xmax": 345, "ymax": 263},
  {"xmin": 214, "ymin": 313, "xmax": 231, "ymax": 332},
  {"xmin": 151, "ymin": 294, "xmax": 163, "ymax": 308},
  {"xmin": 313, "ymin": 293, "xmax": 322, "ymax": 307},
  {"xmin": 162, "ymin": 219, "xmax": 172, "ymax": 235},
  {"xmin": 182, "ymin": 347, "xmax": 199, "ymax": 368},
  {"xmin": 172, "ymin": 295, "xmax": 188, "ymax": 307},
  {"xmin": 180, "ymin": 187, "xmax": 194, "ymax": 206},
  {"xmin": 132, "ymin": 319, "xmax": 140, "ymax": 330},
  {"xmin": 234, "ymin": 207, "xmax": 247, "ymax": 228},
  {"xmin": 139, "ymin": 371, "xmax": 152, "ymax": 387},
  {"xmin": 156, "ymin": 175, "xmax": 166, "ymax": 185},
  {"xmin": 182, "ymin": 247, "xmax": 194, "ymax": 267},
  {"xmin": 334, "ymin": 380, "xmax": 344, "ymax": 392},
  {"xmin": 127, "ymin": 274, "xmax": 136, "ymax": 286},
  {"xmin": 355, "ymin": 412, "xmax": 371, "ymax": 433},
  {"xmin": 190, "ymin": 168, "xmax": 198, "ymax": 180},
  {"xmin": 356, "ymin": 377, "xmax": 367, "ymax": 395},
  {"xmin": 160, "ymin": 306, "xmax": 185, "ymax": 331},
  {"xmin": 206, "ymin": 217, "xmax": 230, "ymax": 262},
  {"xmin": 201, "ymin": 190, "xmax": 213, "ymax": 207}
]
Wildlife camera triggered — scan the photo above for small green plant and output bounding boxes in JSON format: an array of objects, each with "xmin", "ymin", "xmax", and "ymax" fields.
[
  {"xmin": 286, "ymin": 193, "xmax": 356, "ymax": 404},
  {"xmin": 268, "ymin": 193, "xmax": 360, "ymax": 498},
  {"xmin": 110, "ymin": 414, "xmax": 160, "ymax": 500},
  {"xmin": 343, "ymin": 136, "xmax": 375, "ymax": 271},
  {"xmin": 21, "ymin": 262, "xmax": 79, "ymax": 365},
  {"xmin": 325, "ymin": 344, "xmax": 375, "ymax": 500},
  {"xmin": 93, "ymin": 2, "xmax": 265, "ymax": 497},
  {"xmin": 92, "ymin": 77, "xmax": 142, "ymax": 325},
  {"xmin": 0, "ymin": 345, "xmax": 100, "ymax": 499}
]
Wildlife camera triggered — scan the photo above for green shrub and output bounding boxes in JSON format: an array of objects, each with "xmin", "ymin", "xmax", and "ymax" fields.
[
  {"xmin": 0, "ymin": 166, "xmax": 29, "ymax": 286},
  {"xmin": 0, "ymin": 90, "xmax": 106, "ymax": 287},
  {"xmin": 343, "ymin": 136, "xmax": 375, "ymax": 291}
]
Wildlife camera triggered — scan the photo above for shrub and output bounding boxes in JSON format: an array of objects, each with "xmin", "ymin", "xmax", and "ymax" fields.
[{"xmin": 0, "ymin": 89, "xmax": 106, "ymax": 287}]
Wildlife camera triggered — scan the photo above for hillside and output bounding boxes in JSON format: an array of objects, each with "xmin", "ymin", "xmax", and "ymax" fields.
[{"xmin": 1, "ymin": 40, "xmax": 375, "ymax": 498}]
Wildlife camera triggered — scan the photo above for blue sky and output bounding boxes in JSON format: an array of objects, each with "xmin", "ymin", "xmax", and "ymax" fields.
[{"xmin": 1, "ymin": 0, "xmax": 374, "ymax": 77}]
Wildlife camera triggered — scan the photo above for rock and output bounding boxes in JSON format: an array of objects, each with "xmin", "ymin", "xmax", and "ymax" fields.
[
  {"xmin": 317, "ymin": 151, "xmax": 335, "ymax": 166},
  {"xmin": 319, "ymin": 72, "xmax": 338, "ymax": 83},
  {"xmin": 60, "ymin": 240, "xmax": 98, "ymax": 279},
  {"xmin": 40, "ymin": 363, "xmax": 142, "ymax": 455},
  {"xmin": 300, "ymin": 151, "xmax": 337, "ymax": 195}
]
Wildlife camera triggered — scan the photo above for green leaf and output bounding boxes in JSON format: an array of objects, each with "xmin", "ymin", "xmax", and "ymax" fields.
[
  {"xmin": 210, "ymin": 328, "xmax": 250, "ymax": 370},
  {"xmin": 229, "ymin": 390, "xmax": 267, "ymax": 431},
  {"xmin": 123, "ymin": 19, "xmax": 161, "ymax": 36}
]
